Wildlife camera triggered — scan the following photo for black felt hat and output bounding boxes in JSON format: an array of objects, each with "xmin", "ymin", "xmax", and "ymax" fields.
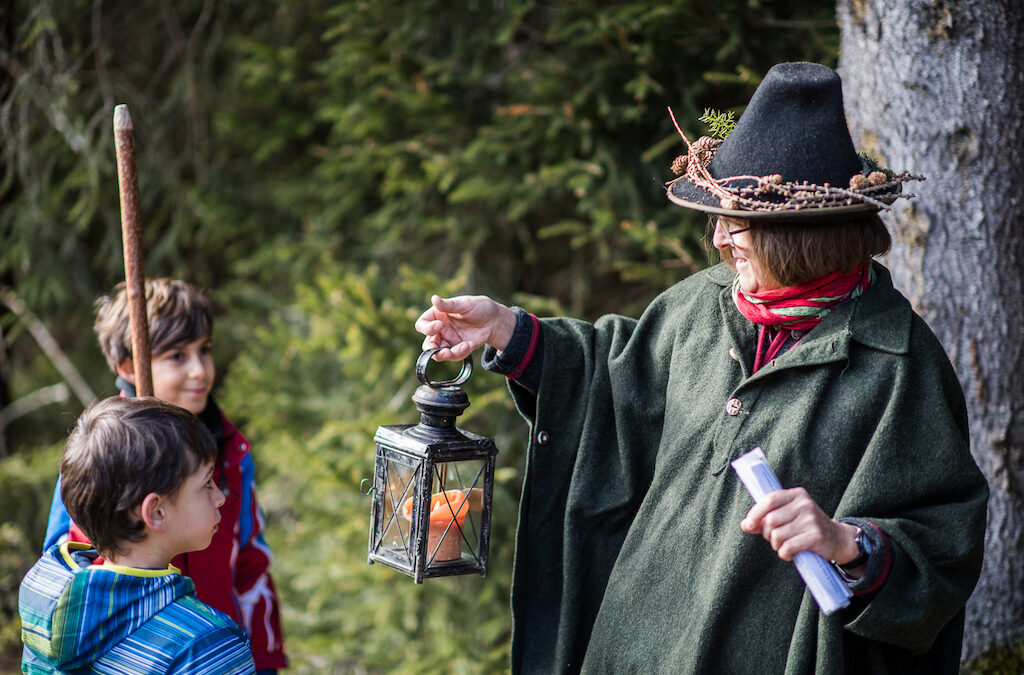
[{"xmin": 667, "ymin": 62, "xmax": 917, "ymax": 219}]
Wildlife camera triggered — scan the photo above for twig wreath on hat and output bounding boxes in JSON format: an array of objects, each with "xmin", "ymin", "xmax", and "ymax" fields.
[{"xmin": 666, "ymin": 62, "xmax": 924, "ymax": 219}]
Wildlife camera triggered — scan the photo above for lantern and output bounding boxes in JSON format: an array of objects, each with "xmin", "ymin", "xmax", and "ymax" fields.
[{"xmin": 367, "ymin": 348, "xmax": 498, "ymax": 582}]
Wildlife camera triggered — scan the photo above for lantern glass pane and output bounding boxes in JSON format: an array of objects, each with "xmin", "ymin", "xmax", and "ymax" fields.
[
  {"xmin": 381, "ymin": 457, "xmax": 418, "ymax": 561},
  {"xmin": 425, "ymin": 459, "xmax": 486, "ymax": 566}
]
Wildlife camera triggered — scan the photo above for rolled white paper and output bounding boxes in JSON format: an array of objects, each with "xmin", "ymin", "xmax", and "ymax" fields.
[{"xmin": 732, "ymin": 447, "xmax": 852, "ymax": 615}]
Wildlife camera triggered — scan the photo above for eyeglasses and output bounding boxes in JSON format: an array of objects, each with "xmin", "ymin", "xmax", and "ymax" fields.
[{"xmin": 716, "ymin": 219, "xmax": 750, "ymax": 246}]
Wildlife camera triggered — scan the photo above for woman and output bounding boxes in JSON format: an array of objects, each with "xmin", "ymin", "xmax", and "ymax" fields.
[{"xmin": 416, "ymin": 62, "xmax": 987, "ymax": 673}]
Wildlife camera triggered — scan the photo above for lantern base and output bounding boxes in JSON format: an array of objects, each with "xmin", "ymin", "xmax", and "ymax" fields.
[{"xmin": 367, "ymin": 548, "xmax": 488, "ymax": 583}]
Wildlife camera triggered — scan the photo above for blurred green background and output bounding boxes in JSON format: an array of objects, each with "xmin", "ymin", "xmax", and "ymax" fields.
[{"xmin": 0, "ymin": 1, "xmax": 840, "ymax": 672}]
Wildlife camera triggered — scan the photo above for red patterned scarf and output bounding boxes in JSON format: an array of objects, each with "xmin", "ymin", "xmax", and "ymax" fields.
[
  {"xmin": 733, "ymin": 263, "xmax": 874, "ymax": 330},
  {"xmin": 733, "ymin": 263, "xmax": 875, "ymax": 372}
]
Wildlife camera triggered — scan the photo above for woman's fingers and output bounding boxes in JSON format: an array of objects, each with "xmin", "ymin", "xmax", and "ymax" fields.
[
  {"xmin": 416, "ymin": 294, "xmax": 512, "ymax": 357},
  {"xmin": 773, "ymin": 530, "xmax": 826, "ymax": 562},
  {"xmin": 431, "ymin": 294, "xmax": 481, "ymax": 319},
  {"xmin": 415, "ymin": 317, "xmax": 443, "ymax": 337},
  {"xmin": 741, "ymin": 488, "xmax": 801, "ymax": 532},
  {"xmin": 415, "ymin": 298, "xmax": 466, "ymax": 350},
  {"xmin": 425, "ymin": 344, "xmax": 462, "ymax": 362},
  {"xmin": 740, "ymin": 487, "xmax": 845, "ymax": 561}
]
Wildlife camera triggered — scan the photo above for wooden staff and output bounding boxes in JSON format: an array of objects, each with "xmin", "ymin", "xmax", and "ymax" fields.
[{"xmin": 113, "ymin": 104, "xmax": 153, "ymax": 397}]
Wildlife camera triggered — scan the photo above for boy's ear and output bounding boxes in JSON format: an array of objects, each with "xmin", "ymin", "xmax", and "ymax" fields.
[
  {"xmin": 116, "ymin": 358, "xmax": 135, "ymax": 384},
  {"xmin": 138, "ymin": 493, "xmax": 168, "ymax": 532}
]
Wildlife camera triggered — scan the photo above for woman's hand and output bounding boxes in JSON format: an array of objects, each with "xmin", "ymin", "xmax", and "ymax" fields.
[
  {"xmin": 415, "ymin": 295, "xmax": 516, "ymax": 362},
  {"xmin": 740, "ymin": 487, "xmax": 860, "ymax": 567}
]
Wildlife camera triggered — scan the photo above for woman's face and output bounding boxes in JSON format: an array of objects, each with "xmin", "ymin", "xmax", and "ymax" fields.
[{"xmin": 712, "ymin": 217, "xmax": 779, "ymax": 294}]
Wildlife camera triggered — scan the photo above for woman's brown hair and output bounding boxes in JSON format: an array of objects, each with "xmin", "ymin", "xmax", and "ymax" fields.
[{"xmin": 713, "ymin": 213, "xmax": 892, "ymax": 287}]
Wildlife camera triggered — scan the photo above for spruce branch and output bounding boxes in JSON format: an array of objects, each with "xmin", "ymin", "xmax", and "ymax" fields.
[{"xmin": 699, "ymin": 108, "xmax": 736, "ymax": 140}]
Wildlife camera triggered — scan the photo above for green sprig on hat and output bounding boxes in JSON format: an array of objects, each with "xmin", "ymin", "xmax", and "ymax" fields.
[{"xmin": 699, "ymin": 109, "xmax": 736, "ymax": 140}]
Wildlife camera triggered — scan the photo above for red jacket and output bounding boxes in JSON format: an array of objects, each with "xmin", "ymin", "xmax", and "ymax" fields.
[{"xmin": 53, "ymin": 410, "xmax": 287, "ymax": 670}]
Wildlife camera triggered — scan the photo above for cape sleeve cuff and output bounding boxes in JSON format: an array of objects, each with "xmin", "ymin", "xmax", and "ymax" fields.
[
  {"xmin": 836, "ymin": 517, "xmax": 891, "ymax": 595},
  {"xmin": 481, "ymin": 307, "xmax": 542, "ymax": 394}
]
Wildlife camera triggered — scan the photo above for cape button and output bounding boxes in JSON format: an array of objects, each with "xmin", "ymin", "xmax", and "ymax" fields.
[
  {"xmin": 725, "ymin": 398, "xmax": 743, "ymax": 416},
  {"xmin": 537, "ymin": 430, "xmax": 551, "ymax": 445},
  {"xmin": 729, "ymin": 347, "xmax": 740, "ymax": 362}
]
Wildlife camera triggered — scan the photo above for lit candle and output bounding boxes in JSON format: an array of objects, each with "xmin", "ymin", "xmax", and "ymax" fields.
[{"xmin": 403, "ymin": 489, "xmax": 481, "ymax": 561}]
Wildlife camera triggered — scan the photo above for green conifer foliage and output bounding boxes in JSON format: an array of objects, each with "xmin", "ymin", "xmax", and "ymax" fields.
[{"xmin": 1, "ymin": 1, "xmax": 837, "ymax": 669}]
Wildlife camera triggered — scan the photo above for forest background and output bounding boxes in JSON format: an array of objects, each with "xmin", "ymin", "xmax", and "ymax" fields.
[{"xmin": 0, "ymin": 1, "xmax": 1016, "ymax": 673}]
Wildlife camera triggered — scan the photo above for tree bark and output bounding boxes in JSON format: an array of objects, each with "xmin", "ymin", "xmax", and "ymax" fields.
[{"xmin": 838, "ymin": 0, "xmax": 1024, "ymax": 662}]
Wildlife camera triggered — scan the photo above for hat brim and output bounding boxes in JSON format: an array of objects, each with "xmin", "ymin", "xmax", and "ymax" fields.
[{"xmin": 667, "ymin": 175, "xmax": 898, "ymax": 221}]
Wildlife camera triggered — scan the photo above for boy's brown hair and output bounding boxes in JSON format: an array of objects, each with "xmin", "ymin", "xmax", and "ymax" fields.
[
  {"xmin": 713, "ymin": 213, "xmax": 892, "ymax": 287},
  {"xmin": 94, "ymin": 278, "xmax": 214, "ymax": 372},
  {"xmin": 60, "ymin": 396, "xmax": 217, "ymax": 556}
]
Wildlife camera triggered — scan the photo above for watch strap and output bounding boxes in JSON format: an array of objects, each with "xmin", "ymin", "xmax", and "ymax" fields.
[{"xmin": 839, "ymin": 527, "xmax": 871, "ymax": 570}]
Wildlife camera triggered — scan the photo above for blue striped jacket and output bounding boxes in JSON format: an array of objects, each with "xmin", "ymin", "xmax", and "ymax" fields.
[{"xmin": 20, "ymin": 542, "xmax": 255, "ymax": 674}]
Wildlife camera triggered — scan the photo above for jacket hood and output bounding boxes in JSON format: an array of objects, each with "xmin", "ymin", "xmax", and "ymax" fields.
[{"xmin": 20, "ymin": 542, "xmax": 193, "ymax": 670}]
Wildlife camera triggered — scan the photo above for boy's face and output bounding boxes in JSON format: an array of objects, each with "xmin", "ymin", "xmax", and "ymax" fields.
[
  {"xmin": 121, "ymin": 335, "xmax": 215, "ymax": 414},
  {"xmin": 163, "ymin": 461, "xmax": 225, "ymax": 555}
]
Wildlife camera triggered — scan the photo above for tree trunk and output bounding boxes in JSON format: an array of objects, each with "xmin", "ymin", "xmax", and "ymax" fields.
[{"xmin": 837, "ymin": 0, "xmax": 1024, "ymax": 663}]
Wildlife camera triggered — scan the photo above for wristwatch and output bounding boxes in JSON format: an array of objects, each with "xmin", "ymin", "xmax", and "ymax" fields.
[{"xmin": 840, "ymin": 527, "xmax": 873, "ymax": 570}]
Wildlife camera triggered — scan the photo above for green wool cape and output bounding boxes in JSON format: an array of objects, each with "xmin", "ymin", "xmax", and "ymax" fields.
[{"xmin": 506, "ymin": 262, "xmax": 988, "ymax": 674}]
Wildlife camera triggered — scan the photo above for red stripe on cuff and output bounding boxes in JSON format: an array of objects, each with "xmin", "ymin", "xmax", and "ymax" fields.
[
  {"xmin": 855, "ymin": 522, "xmax": 892, "ymax": 595},
  {"xmin": 509, "ymin": 314, "xmax": 540, "ymax": 380}
]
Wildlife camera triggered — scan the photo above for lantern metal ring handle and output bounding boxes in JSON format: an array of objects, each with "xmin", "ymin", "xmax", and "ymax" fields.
[{"xmin": 416, "ymin": 348, "xmax": 473, "ymax": 387}]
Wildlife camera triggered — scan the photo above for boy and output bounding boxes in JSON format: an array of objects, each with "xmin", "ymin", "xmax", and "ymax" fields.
[
  {"xmin": 20, "ymin": 396, "xmax": 256, "ymax": 674},
  {"xmin": 42, "ymin": 278, "xmax": 287, "ymax": 671}
]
